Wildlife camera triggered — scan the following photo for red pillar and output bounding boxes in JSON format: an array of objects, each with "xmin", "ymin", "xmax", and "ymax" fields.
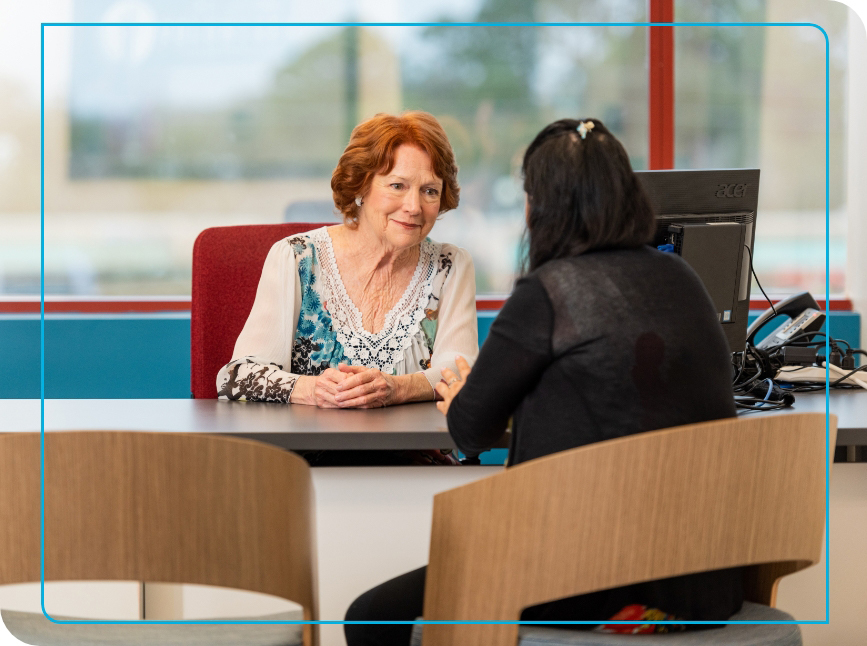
[{"xmin": 649, "ymin": 0, "xmax": 675, "ymax": 169}]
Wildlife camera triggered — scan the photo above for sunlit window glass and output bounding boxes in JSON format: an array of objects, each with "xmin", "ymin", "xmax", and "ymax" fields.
[
  {"xmin": 674, "ymin": 0, "xmax": 848, "ymax": 296},
  {"xmin": 2, "ymin": 0, "xmax": 849, "ymax": 299},
  {"xmin": 29, "ymin": 0, "xmax": 649, "ymax": 296}
]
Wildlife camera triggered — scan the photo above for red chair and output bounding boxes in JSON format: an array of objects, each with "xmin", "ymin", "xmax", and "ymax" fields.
[{"xmin": 191, "ymin": 223, "xmax": 320, "ymax": 399}]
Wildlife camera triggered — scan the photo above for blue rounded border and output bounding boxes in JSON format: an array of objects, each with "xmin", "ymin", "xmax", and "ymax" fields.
[{"xmin": 38, "ymin": 20, "xmax": 832, "ymax": 627}]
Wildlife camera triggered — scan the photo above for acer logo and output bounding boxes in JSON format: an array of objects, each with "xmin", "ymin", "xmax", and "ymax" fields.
[{"xmin": 716, "ymin": 183, "xmax": 747, "ymax": 198}]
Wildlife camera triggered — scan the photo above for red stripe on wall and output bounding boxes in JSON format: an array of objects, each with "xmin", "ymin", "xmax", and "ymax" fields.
[
  {"xmin": 0, "ymin": 300, "xmax": 193, "ymax": 314},
  {"xmin": 0, "ymin": 297, "xmax": 854, "ymax": 314},
  {"xmin": 649, "ymin": 0, "xmax": 675, "ymax": 170}
]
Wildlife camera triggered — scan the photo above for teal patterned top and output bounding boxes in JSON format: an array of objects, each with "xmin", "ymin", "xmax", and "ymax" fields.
[{"xmin": 217, "ymin": 226, "xmax": 478, "ymax": 403}]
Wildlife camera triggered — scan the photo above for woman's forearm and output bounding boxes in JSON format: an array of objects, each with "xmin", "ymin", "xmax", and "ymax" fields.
[
  {"xmin": 393, "ymin": 372, "xmax": 436, "ymax": 404},
  {"xmin": 289, "ymin": 375, "xmax": 316, "ymax": 405},
  {"xmin": 217, "ymin": 358, "xmax": 298, "ymax": 404}
]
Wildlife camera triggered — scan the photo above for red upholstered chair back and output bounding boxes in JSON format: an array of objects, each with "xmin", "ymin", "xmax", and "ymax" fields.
[{"xmin": 191, "ymin": 223, "xmax": 320, "ymax": 399}]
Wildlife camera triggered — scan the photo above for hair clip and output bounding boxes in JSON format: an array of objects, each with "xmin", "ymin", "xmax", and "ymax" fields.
[{"xmin": 577, "ymin": 121, "xmax": 595, "ymax": 139}]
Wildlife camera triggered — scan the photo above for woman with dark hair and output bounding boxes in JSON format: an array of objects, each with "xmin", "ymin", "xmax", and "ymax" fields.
[
  {"xmin": 521, "ymin": 118, "xmax": 656, "ymax": 268},
  {"xmin": 344, "ymin": 118, "xmax": 741, "ymax": 644}
]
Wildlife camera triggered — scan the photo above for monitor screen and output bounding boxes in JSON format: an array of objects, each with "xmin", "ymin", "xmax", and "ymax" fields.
[{"xmin": 634, "ymin": 169, "xmax": 761, "ymax": 353}]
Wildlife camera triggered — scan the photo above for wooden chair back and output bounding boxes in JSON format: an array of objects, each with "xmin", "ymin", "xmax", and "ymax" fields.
[
  {"xmin": 0, "ymin": 431, "xmax": 319, "ymax": 646},
  {"xmin": 422, "ymin": 413, "xmax": 835, "ymax": 646}
]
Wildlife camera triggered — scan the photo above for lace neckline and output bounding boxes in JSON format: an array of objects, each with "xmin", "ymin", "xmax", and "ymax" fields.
[
  {"xmin": 318, "ymin": 226, "xmax": 430, "ymax": 337},
  {"xmin": 308, "ymin": 227, "xmax": 440, "ymax": 373}
]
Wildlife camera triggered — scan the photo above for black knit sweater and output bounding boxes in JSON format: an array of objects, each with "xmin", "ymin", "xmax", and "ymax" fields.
[{"xmin": 446, "ymin": 246, "xmax": 742, "ymax": 624}]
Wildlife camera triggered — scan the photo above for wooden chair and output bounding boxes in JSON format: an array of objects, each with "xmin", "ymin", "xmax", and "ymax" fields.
[
  {"xmin": 419, "ymin": 413, "xmax": 835, "ymax": 646},
  {"xmin": 191, "ymin": 222, "xmax": 320, "ymax": 399},
  {"xmin": 0, "ymin": 431, "xmax": 319, "ymax": 646}
]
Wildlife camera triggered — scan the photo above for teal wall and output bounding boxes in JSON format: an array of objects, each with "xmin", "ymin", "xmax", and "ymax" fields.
[
  {"xmin": 0, "ymin": 310, "xmax": 860, "ymax": 399},
  {"xmin": 1, "ymin": 317, "xmax": 190, "ymax": 399}
]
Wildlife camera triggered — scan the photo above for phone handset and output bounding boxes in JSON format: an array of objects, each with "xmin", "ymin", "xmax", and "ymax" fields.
[{"xmin": 745, "ymin": 291, "xmax": 825, "ymax": 350}]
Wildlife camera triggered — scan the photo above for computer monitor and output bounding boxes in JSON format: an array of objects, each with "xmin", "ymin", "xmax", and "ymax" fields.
[{"xmin": 634, "ymin": 169, "xmax": 760, "ymax": 353}]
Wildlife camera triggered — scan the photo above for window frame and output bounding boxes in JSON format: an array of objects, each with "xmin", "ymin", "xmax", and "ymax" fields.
[{"xmin": 12, "ymin": 3, "xmax": 854, "ymax": 315}]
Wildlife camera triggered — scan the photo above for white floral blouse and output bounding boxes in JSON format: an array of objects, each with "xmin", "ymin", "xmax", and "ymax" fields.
[{"xmin": 217, "ymin": 226, "xmax": 479, "ymax": 402}]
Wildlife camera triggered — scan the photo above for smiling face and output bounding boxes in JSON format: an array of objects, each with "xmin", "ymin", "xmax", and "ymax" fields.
[{"xmin": 357, "ymin": 144, "xmax": 443, "ymax": 251}]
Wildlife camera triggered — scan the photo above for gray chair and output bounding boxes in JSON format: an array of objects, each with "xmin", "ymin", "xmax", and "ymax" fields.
[
  {"xmin": 0, "ymin": 431, "xmax": 319, "ymax": 645},
  {"xmin": 416, "ymin": 413, "xmax": 834, "ymax": 646},
  {"xmin": 283, "ymin": 200, "xmax": 338, "ymax": 223},
  {"xmin": 411, "ymin": 603, "xmax": 800, "ymax": 646}
]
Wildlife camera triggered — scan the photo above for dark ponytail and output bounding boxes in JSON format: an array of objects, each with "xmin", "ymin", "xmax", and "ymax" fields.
[{"xmin": 522, "ymin": 118, "xmax": 655, "ymax": 272}]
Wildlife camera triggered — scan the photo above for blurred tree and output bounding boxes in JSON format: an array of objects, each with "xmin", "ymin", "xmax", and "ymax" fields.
[
  {"xmin": 674, "ymin": 0, "xmax": 767, "ymax": 170},
  {"xmin": 403, "ymin": 0, "xmax": 539, "ymax": 175}
]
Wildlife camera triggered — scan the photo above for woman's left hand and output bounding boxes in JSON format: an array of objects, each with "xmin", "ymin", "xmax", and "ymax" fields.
[
  {"xmin": 434, "ymin": 355, "xmax": 472, "ymax": 416},
  {"xmin": 334, "ymin": 364, "xmax": 398, "ymax": 408}
]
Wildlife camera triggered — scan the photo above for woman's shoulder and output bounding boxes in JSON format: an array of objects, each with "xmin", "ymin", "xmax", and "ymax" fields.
[
  {"xmin": 283, "ymin": 225, "xmax": 329, "ymax": 253},
  {"xmin": 425, "ymin": 238, "xmax": 474, "ymax": 271},
  {"xmin": 534, "ymin": 246, "xmax": 707, "ymax": 301},
  {"xmin": 257, "ymin": 226, "xmax": 330, "ymax": 267},
  {"xmin": 254, "ymin": 226, "xmax": 329, "ymax": 274},
  {"xmin": 538, "ymin": 246, "xmax": 687, "ymax": 275}
]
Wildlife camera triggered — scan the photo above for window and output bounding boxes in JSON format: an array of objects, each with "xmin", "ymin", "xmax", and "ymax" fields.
[
  {"xmin": 25, "ymin": 0, "xmax": 650, "ymax": 295},
  {"xmin": 675, "ymin": 0, "xmax": 849, "ymax": 296},
  {"xmin": 0, "ymin": 0, "xmax": 854, "ymax": 300}
]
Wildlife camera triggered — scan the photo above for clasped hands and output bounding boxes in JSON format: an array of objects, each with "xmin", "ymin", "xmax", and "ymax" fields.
[
  {"xmin": 313, "ymin": 363, "xmax": 398, "ymax": 409},
  {"xmin": 309, "ymin": 356, "xmax": 473, "ymax": 411}
]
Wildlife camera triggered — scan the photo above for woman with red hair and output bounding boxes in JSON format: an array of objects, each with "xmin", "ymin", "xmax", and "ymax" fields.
[{"xmin": 217, "ymin": 111, "xmax": 478, "ymax": 420}]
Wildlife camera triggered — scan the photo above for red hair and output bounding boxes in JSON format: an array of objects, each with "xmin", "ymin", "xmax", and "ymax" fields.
[{"xmin": 331, "ymin": 111, "xmax": 460, "ymax": 226}]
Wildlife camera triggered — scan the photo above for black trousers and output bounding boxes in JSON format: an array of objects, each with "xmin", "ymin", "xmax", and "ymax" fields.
[{"xmin": 344, "ymin": 566, "xmax": 743, "ymax": 646}]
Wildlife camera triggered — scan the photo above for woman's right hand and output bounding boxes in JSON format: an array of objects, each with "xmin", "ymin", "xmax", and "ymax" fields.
[
  {"xmin": 291, "ymin": 370, "xmax": 350, "ymax": 407},
  {"xmin": 434, "ymin": 355, "xmax": 472, "ymax": 416},
  {"xmin": 313, "ymin": 368, "xmax": 353, "ymax": 407}
]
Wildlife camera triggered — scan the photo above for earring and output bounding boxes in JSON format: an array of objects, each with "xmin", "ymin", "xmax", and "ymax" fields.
[{"xmin": 355, "ymin": 196, "xmax": 363, "ymax": 207}]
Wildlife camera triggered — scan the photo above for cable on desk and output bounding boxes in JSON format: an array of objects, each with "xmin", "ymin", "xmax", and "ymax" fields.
[{"xmin": 731, "ymin": 333, "xmax": 864, "ymax": 411}]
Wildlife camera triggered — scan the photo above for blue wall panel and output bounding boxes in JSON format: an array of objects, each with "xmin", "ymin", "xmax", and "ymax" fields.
[
  {"xmin": 0, "ymin": 310, "xmax": 860, "ymax": 399},
  {"xmin": 2, "ymin": 320, "xmax": 41, "ymax": 398},
  {"xmin": 1, "ymin": 317, "xmax": 190, "ymax": 399}
]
